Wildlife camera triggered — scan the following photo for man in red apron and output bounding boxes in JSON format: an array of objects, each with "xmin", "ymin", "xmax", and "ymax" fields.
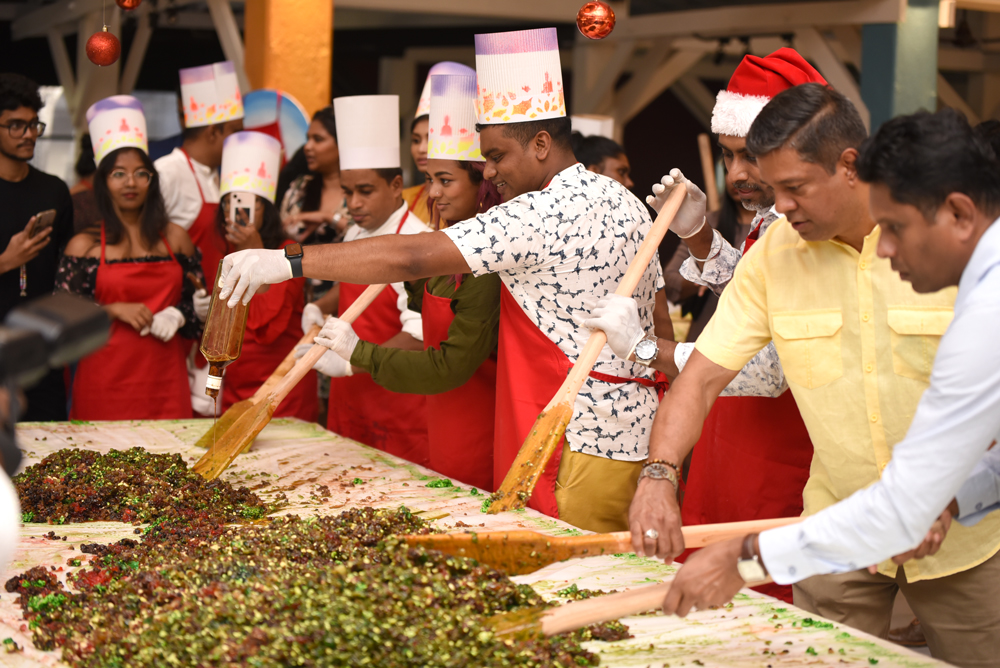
[
  {"xmin": 218, "ymin": 28, "xmax": 663, "ymax": 534},
  {"xmin": 301, "ymin": 95, "xmax": 431, "ymax": 466},
  {"xmin": 587, "ymin": 49, "xmax": 825, "ymax": 602}
]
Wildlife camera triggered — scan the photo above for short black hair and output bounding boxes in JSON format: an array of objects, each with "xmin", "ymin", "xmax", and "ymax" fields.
[
  {"xmin": 182, "ymin": 125, "xmax": 208, "ymax": 141},
  {"xmin": 476, "ymin": 116, "xmax": 573, "ymax": 151},
  {"xmin": 570, "ymin": 131, "xmax": 625, "ymax": 168},
  {"xmin": 745, "ymin": 83, "xmax": 867, "ymax": 174},
  {"xmin": 857, "ymin": 108, "xmax": 1000, "ymax": 218},
  {"xmin": 0, "ymin": 73, "xmax": 43, "ymax": 114},
  {"xmin": 75, "ymin": 134, "xmax": 96, "ymax": 178},
  {"xmin": 974, "ymin": 119, "xmax": 1000, "ymax": 159},
  {"xmin": 374, "ymin": 167, "xmax": 403, "ymax": 185}
]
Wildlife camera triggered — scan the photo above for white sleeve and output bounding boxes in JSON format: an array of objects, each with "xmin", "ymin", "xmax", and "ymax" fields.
[
  {"xmin": 954, "ymin": 445, "xmax": 1000, "ymax": 526},
  {"xmin": 674, "ymin": 341, "xmax": 787, "ymax": 398},
  {"xmin": 678, "ymin": 230, "xmax": 743, "ymax": 297},
  {"xmin": 394, "ymin": 282, "xmax": 423, "ymax": 342},
  {"xmin": 154, "ymin": 156, "xmax": 192, "ymax": 231},
  {"xmin": 759, "ymin": 298, "xmax": 1000, "ymax": 584}
]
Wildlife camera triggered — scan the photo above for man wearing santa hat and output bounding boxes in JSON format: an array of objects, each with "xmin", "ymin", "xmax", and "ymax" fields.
[
  {"xmin": 217, "ymin": 28, "xmax": 661, "ymax": 533},
  {"xmin": 155, "ymin": 61, "xmax": 244, "ymax": 287},
  {"xmin": 586, "ymin": 48, "xmax": 823, "ymax": 603}
]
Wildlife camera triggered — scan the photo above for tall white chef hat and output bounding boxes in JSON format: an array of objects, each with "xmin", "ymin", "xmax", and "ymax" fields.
[
  {"xmin": 333, "ymin": 95, "xmax": 401, "ymax": 171},
  {"xmin": 415, "ymin": 61, "xmax": 476, "ymax": 119},
  {"xmin": 86, "ymin": 95, "xmax": 148, "ymax": 165},
  {"xmin": 220, "ymin": 131, "xmax": 282, "ymax": 203},
  {"xmin": 427, "ymin": 75, "xmax": 483, "ymax": 162},
  {"xmin": 179, "ymin": 61, "xmax": 244, "ymax": 129},
  {"xmin": 474, "ymin": 27, "xmax": 565, "ymax": 126}
]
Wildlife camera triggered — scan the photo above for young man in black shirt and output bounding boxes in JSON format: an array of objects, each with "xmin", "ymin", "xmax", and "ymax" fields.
[{"xmin": 0, "ymin": 73, "xmax": 74, "ymax": 420}]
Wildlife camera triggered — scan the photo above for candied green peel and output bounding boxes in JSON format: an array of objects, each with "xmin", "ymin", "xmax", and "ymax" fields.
[
  {"xmin": 14, "ymin": 447, "xmax": 281, "ymax": 526},
  {"xmin": 6, "ymin": 507, "xmax": 630, "ymax": 667}
]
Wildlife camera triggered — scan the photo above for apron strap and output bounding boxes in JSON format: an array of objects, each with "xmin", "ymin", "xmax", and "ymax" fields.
[
  {"xmin": 406, "ymin": 185, "xmax": 426, "ymax": 214},
  {"xmin": 180, "ymin": 148, "xmax": 208, "ymax": 205},
  {"xmin": 395, "ymin": 209, "xmax": 410, "ymax": 234},
  {"xmin": 159, "ymin": 233, "xmax": 179, "ymax": 263},
  {"xmin": 587, "ymin": 369, "xmax": 670, "ymax": 400}
]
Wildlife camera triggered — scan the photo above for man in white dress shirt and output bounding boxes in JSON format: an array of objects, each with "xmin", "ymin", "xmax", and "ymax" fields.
[{"xmin": 660, "ymin": 108, "xmax": 1000, "ymax": 668}]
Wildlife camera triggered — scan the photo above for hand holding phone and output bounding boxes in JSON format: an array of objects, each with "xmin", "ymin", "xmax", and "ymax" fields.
[
  {"xmin": 229, "ymin": 193, "xmax": 255, "ymax": 228},
  {"xmin": 29, "ymin": 209, "xmax": 56, "ymax": 239}
]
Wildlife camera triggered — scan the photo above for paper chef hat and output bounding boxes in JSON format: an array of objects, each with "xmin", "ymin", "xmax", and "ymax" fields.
[
  {"xmin": 220, "ymin": 131, "xmax": 282, "ymax": 203},
  {"xmin": 415, "ymin": 61, "xmax": 476, "ymax": 119},
  {"xmin": 179, "ymin": 61, "xmax": 244, "ymax": 129},
  {"xmin": 474, "ymin": 28, "xmax": 565, "ymax": 126},
  {"xmin": 86, "ymin": 95, "xmax": 148, "ymax": 165},
  {"xmin": 333, "ymin": 95, "xmax": 401, "ymax": 171},
  {"xmin": 711, "ymin": 48, "xmax": 827, "ymax": 138},
  {"xmin": 571, "ymin": 114, "xmax": 615, "ymax": 139},
  {"xmin": 427, "ymin": 75, "xmax": 483, "ymax": 162}
]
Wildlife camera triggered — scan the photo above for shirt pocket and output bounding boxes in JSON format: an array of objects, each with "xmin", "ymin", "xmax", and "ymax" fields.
[
  {"xmin": 771, "ymin": 309, "xmax": 844, "ymax": 389},
  {"xmin": 886, "ymin": 306, "xmax": 953, "ymax": 382}
]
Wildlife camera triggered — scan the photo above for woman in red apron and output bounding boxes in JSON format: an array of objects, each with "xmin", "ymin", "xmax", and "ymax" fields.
[
  {"xmin": 60, "ymin": 97, "xmax": 202, "ymax": 420},
  {"xmin": 213, "ymin": 131, "xmax": 318, "ymax": 422}
]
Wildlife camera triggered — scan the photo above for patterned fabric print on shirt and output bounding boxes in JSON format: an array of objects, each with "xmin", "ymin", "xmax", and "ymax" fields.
[{"xmin": 443, "ymin": 163, "xmax": 663, "ymax": 461}]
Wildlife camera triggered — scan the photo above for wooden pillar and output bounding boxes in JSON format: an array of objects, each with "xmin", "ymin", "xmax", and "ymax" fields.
[{"xmin": 244, "ymin": 0, "xmax": 333, "ymax": 117}]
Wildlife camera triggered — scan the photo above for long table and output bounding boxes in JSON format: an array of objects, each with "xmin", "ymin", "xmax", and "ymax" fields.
[{"xmin": 1, "ymin": 419, "xmax": 947, "ymax": 667}]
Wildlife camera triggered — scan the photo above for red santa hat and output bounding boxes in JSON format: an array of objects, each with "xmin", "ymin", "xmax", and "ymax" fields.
[{"xmin": 711, "ymin": 48, "xmax": 827, "ymax": 138}]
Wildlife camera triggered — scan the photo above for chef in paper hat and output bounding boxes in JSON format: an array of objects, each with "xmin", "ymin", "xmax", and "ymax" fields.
[
  {"xmin": 218, "ymin": 27, "xmax": 664, "ymax": 534},
  {"xmin": 210, "ymin": 130, "xmax": 320, "ymax": 423},
  {"xmin": 155, "ymin": 60, "xmax": 245, "ymax": 287},
  {"xmin": 405, "ymin": 61, "xmax": 476, "ymax": 221},
  {"xmin": 86, "ymin": 95, "xmax": 149, "ymax": 166}
]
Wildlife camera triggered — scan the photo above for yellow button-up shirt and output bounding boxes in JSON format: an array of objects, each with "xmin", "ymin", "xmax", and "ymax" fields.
[{"xmin": 696, "ymin": 217, "xmax": 1000, "ymax": 581}]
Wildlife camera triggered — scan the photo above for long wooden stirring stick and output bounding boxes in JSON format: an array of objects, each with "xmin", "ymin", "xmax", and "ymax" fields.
[
  {"xmin": 488, "ymin": 185, "xmax": 688, "ymax": 514},
  {"xmin": 192, "ymin": 284, "xmax": 388, "ymax": 479}
]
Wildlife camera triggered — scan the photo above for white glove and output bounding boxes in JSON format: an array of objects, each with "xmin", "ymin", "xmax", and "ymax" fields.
[
  {"xmin": 149, "ymin": 306, "xmax": 186, "ymax": 342},
  {"xmin": 582, "ymin": 294, "xmax": 645, "ymax": 360},
  {"xmin": 645, "ymin": 168, "xmax": 707, "ymax": 239},
  {"xmin": 193, "ymin": 289, "xmax": 211, "ymax": 322},
  {"xmin": 295, "ymin": 343, "xmax": 353, "ymax": 378},
  {"xmin": 218, "ymin": 249, "xmax": 293, "ymax": 307},
  {"xmin": 301, "ymin": 302, "xmax": 325, "ymax": 335},
  {"xmin": 315, "ymin": 317, "xmax": 361, "ymax": 361}
]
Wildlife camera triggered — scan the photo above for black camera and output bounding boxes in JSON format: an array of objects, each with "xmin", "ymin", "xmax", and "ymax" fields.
[{"xmin": 0, "ymin": 293, "xmax": 110, "ymax": 476}]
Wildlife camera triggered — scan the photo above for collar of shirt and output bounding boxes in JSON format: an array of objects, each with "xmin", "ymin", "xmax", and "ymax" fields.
[{"xmin": 958, "ymin": 217, "xmax": 1000, "ymax": 309}]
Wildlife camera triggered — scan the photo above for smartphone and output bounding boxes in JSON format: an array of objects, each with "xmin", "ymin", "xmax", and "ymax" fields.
[
  {"xmin": 229, "ymin": 193, "xmax": 255, "ymax": 228},
  {"xmin": 29, "ymin": 209, "xmax": 57, "ymax": 238}
]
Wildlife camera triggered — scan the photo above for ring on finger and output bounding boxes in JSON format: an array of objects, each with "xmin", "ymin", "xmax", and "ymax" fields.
[{"xmin": 645, "ymin": 528, "xmax": 659, "ymax": 540}]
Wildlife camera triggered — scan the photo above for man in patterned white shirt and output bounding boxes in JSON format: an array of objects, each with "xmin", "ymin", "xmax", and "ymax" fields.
[{"xmin": 217, "ymin": 28, "xmax": 663, "ymax": 533}]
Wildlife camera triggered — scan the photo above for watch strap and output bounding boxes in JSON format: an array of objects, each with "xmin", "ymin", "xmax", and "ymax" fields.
[
  {"xmin": 741, "ymin": 533, "xmax": 768, "ymax": 576},
  {"xmin": 285, "ymin": 243, "xmax": 304, "ymax": 279}
]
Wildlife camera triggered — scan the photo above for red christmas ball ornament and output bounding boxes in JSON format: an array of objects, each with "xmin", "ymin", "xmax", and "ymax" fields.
[
  {"xmin": 115, "ymin": 0, "xmax": 143, "ymax": 9},
  {"xmin": 577, "ymin": 1, "xmax": 616, "ymax": 40},
  {"xmin": 86, "ymin": 26, "xmax": 121, "ymax": 67}
]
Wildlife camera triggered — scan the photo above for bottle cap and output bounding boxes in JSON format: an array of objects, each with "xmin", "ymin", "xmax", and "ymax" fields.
[{"xmin": 206, "ymin": 375, "xmax": 222, "ymax": 391}]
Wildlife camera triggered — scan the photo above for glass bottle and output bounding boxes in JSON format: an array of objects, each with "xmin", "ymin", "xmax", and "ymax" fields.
[{"xmin": 199, "ymin": 261, "xmax": 250, "ymax": 399}]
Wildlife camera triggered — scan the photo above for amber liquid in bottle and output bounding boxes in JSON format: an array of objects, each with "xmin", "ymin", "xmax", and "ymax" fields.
[{"xmin": 199, "ymin": 260, "xmax": 250, "ymax": 400}]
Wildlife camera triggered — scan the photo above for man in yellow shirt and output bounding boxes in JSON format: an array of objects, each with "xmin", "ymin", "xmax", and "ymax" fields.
[{"xmin": 628, "ymin": 84, "xmax": 1000, "ymax": 666}]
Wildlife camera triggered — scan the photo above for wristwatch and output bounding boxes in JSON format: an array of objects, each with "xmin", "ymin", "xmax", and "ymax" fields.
[
  {"xmin": 634, "ymin": 335, "xmax": 659, "ymax": 366},
  {"xmin": 737, "ymin": 533, "xmax": 769, "ymax": 584},
  {"xmin": 284, "ymin": 243, "xmax": 304, "ymax": 278}
]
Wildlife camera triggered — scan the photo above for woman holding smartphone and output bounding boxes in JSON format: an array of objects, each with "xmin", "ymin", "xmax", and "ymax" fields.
[
  {"xmin": 214, "ymin": 131, "xmax": 318, "ymax": 421},
  {"xmin": 57, "ymin": 95, "xmax": 203, "ymax": 420}
]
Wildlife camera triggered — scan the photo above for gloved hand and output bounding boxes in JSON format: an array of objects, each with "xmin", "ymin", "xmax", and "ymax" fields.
[
  {"xmin": 149, "ymin": 306, "xmax": 186, "ymax": 342},
  {"xmin": 193, "ymin": 289, "xmax": 211, "ymax": 322},
  {"xmin": 301, "ymin": 302, "xmax": 325, "ymax": 335},
  {"xmin": 583, "ymin": 294, "xmax": 645, "ymax": 360},
  {"xmin": 295, "ymin": 343, "xmax": 353, "ymax": 378},
  {"xmin": 645, "ymin": 168, "xmax": 707, "ymax": 239},
  {"xmin": 315, "ymin": 317, "xmax": 361, "ymax": 362},
  {"xmin": 218, "ymin": 249, "xmax": 293, "ymax": 307}
]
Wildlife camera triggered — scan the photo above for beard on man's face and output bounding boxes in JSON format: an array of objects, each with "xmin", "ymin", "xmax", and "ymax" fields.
[{"xmin": 734, "ymin": 180, "xmax": 774, "ymax": 213}]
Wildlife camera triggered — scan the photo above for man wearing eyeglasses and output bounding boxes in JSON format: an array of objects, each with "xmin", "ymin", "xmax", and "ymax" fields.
[{"xmin": 0, "ymin": 73, "xmax": 73, "ymax": 421}]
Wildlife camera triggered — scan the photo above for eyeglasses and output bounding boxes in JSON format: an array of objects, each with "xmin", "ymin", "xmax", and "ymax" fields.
[
  {"xmin": 109, "ymin": 169, "xmax": 153, "ymax": 184},
  {"xmin": 0, "ymin": 120, "xmax": 46, "ymax": 138}
]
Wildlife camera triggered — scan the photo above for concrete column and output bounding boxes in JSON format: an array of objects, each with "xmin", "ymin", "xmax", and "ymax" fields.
[
  {"xmin": 860, "ymin": 0, "xmax": 939, "ymax": 131},
  {"xmin": 244, "ymin": 0, "xmax": 333, "ymax": 117}
]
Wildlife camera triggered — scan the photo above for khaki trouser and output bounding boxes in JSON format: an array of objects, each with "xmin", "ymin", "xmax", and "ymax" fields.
[
  {"xmin": 794, "ymin": 548, "xmax": 1000, "ymax": 668},
  {"xmin": 554, "ymin": 443, "xmax": 643, "ymax": 533}
]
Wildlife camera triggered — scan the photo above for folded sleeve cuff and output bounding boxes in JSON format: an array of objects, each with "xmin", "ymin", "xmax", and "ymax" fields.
[{"xmin": 955, "ymin": 469, "xmax": 1000, "ymax": 527}]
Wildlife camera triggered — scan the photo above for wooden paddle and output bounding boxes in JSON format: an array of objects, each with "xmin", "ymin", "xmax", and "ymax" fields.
[
  {"xmin": 192, "ymin": 283, "xmax": 387, "ymax": 479},
  {"xmin": 485, "ymin": 517, "xmax": 800, "ymax": 640},
  {"xmin": 193, "ymin": 324, "xmax": 322, "ymax": 450},
  {"xmin": 488, "ymin": 184, "xmax": 688, "ymax": 514},
  {"xmin": 404, "ymin": 517, "xmax": 800, "ymax": 576}
]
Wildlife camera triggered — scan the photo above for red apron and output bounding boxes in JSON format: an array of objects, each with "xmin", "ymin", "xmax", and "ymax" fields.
[
  {"xmin": 421, "ymin": 278, "xmax": 496, "ymax": 491},
  {"xmin": 327, "ymin": 213, "xmax": 429, "ymax": 465},
  {"xmin": 180, "ymin": 149, "xmax": 225, "ymax": 286},
  {"xmin": 220, "ymin": 242, "xmax": 318, "ymax": 422},
  {"xmin": 71, "ymin": 225, "xmax": 192, "ymax": 420},
  {"xmin": 677, "ymin": 226, "xmax": 813, "ymax": 604},
  {"xmin": 494, "ymin": 286, "xmax": 666, "ymax": 518}
]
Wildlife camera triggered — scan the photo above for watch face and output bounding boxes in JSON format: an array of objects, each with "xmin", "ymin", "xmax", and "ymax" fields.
[
  {"xmin": 737, "ymin": 559, "xmax": 767, "ymax": 584},
  {"xmin": 636, "ymin": 339, "xmax": 657, "ymax": 360},
  {"xmin": 286, "ymin": 243, "xmax": 303, "ymax": 257}
]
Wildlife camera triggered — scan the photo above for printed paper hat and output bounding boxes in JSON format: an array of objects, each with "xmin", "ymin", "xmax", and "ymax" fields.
[
  {"xmin": 333, "ymin": 95, "xmax": 401, "ymax": 171},
  {"xmin": 427, "ymin": 75, "xmax": 483, "ymax": 162},
  {"xmin": 415, "ymin": 61, "xmax": 476, "ymax": 119},
  {"xmin": 179, "ymin": 61, "xmax": 244, "ymax": 128},
  {"xmin": 474, "ymin": 28, "xmax": 565, "ymax": 125},
  {"xmin": 86, "ymin": 95, "xmax": 148, "ymax": 165},
  {"xmin": 711, "ymin": 47, "xmax": 827, "ymax": 137},
  {"xmin": 220, "ymin": 131, "xmax": 282, "ymax": 203},
  {"xmin": 571, "ymin": 114, "xmax": 614, "ymax": 139}
]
